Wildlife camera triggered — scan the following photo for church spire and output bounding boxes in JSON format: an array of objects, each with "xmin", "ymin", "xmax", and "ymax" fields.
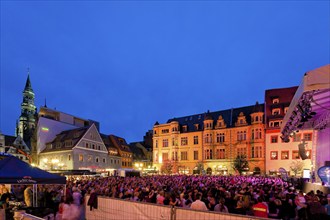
[{"xmin": 24, "ymin": 68, "xmax": 33, "ymax": 92}]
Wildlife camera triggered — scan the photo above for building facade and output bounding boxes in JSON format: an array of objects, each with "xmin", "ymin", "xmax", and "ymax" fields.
[
  {"xmin": 265, "ymin": 87, "xmax": 313, "ymax": 175},
  {"xmin": 39, "ymin": 124, "xmax": 119, "ymax": 171},
  {"xmin": 0, "ymin": 132, "xmax": 30, "ymax": 163},
  {"xmin": 153, "ymin": 103, "xmax": 265, "ymax": 175}
]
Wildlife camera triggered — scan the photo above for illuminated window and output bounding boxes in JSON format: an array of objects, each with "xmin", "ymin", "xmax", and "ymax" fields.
[
  {"xmin": 181, "ymin": 151, "xmax": 188, "ymax": 160},
  {"xmin": 281, "ymin": 151, "xmax": 289, "ymax": 160},
  {"xmin": 193, "ymin": 136, "xmax": 199, "ymax": 145},
  {"xmin": 181, "ymin": 137, "xmax": 188, "ymax": 146},
  {"xmin": 95, "ymin": 157, "xmax": 99, "ymax": 163},
  {"xmin": 292, "ymin": 150, "xmax": 300, "ymax": 159},
  {"xmin": 272, "ymin": 98, "xmax": 279, "ymax": 104},
  {"xmin": 87, "ymin": 155, "xmax": 92, "ymax": 162},
  {"xmin": 79, "ymin": 154, "xmax": 83, "ymax": 162},
  {"xmin": 251, "ymin": 146, "xmax": 262, "ymax": 158},
  {"xmin": 194, "ymin": 151, "xmax": 198, "ymax": 160},
  {"xmin": 303, "ymin": 133, "xmax": 312, "ymax": 141},
  {"xmin": 293, "ymin": 134, "xmax": 301, "ymax": 142},
  {"xmin": 270, "ymin": 151, "xmax": 278, "ymax": 160},
  {"xmin": 271, "ymin": 136, "xmax": 278, "ymax": 143},
  {"xmin": 216, "ymin": 149, "xmax": 225, "ymax": 159},
  {"xmin": 162, "ymin": 139, "xmax": 168, "ymax": 147},
  {"xmin": 182, "ymin": 126, "xmax": 188, "ymax": 132},
  {"xmin": 68, "ymin": 154, "xmax": 71, "ymax": 161},
  {"xmin": 272, "ymin": 108, "xmax": 281, "ymax": 115}
]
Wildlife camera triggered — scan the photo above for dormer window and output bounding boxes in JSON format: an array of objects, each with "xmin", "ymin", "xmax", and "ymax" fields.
[
  {"xmin": 194, "ymin": 124, "xmax": 199, "ymax": 130},
  {"xmin": 272, "ymin": 98, "xmax": 279, "ymax": 104},
  {"xmin": 182, "ymin": 125, "xmax": 188, "ymax": 132}
]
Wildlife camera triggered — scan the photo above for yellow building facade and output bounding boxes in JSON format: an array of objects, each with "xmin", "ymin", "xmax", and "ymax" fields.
[{"xmin": 153, "ymin": 103, "xmax": 265, "ymax": 175}]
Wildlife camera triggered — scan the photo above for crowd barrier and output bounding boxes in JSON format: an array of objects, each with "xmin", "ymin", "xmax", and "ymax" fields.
[{"xmin": 85, "ymin": 196, "xmax": 268, "ymax": 220}]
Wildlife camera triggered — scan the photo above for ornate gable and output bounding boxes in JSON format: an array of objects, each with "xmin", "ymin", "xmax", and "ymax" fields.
[{"xmin": 77, "ymin": 124, "xmax": 107, "ymax": 152}]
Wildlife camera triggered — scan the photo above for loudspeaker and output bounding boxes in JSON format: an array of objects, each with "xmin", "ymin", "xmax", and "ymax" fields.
[{"xmin": 298, "ymin": 143, "xmax": 308, "ymax": 160}]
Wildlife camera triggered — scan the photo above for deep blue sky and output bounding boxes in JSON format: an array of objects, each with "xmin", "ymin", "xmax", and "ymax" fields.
[{"xmin": 1, "ymin": 1, "xmax": 329, "ymax": 143}]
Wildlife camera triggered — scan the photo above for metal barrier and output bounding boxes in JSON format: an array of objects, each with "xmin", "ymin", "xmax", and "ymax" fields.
[{"xmin": 86, "ymin": 196, "xmax": 268, "ymax": 220}]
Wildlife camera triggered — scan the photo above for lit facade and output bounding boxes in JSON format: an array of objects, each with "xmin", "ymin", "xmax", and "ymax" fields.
[
  {"xmin": 153, "ymin": 103, "xmax": 265, "ymax": 175},
  {"xmin": 265, "ymin": 87, "xmax": 313, "ymax": 175}
]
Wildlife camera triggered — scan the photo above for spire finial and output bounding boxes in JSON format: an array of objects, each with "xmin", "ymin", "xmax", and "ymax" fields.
[
  {"xmin": 27, "ymin": 67, "xmax": 30, "ymax": 74},
  {"xmin": 44, "ymin": 98, "xmax": 47, "ymax": 108}
]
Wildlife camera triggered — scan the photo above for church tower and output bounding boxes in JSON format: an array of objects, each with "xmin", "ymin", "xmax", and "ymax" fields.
[{"xmin": 16, "ymin": 70, "xmax": 37, "ymax": 149}]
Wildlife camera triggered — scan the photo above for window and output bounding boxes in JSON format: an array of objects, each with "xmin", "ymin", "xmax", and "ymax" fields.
[
  {"xmin": 281, "ymin": 151, "xmax": 289, "ymax": 160},
  {"xmin": 103, "ymin": 158, "xmax": 106, "ymax": 163},
  {"xmin": 111, "ymin": 159, "xmax": 113, "ymax": 164},
  {"xmin": 193, "ymin": 136, "xmax": 199, "ymax": 145},
  {"xmin": 271, "ymin": 136, "xmax": 278, "ymax": 143},
  {"xmin": 251, "ymin": 146, "xmax": 262, "ymax": 158},
  {"xmin": 182, "ymin": 126, "xmax": 187, "ymax": 132},
  {"xmin": 194, "ymin": 124, "xmax": 199, "ymax": 130},
  {"xmin": 256, "ymin": 129, "xmax": 262, "ymax": 139},
  {"xmin": 292, "ymin": 150, "xmax": 299, "ymax": 159},
  {"xmin": 87, "ymin": 155, "xmax": 92, "ymax": 162},
  {"xmin": 270, "ymin": 151, "xmax": 278, "ymax": 160},
  {"xmin": 162, "ymin": 153, "xmax": 169, "ymax": 161},
  {"xmin": 237, "ymin": 148, "xmax": 246, "ymax": 157},
  {"xmin": 68, "ymin": 154, "xmax": 71, "ymax": 161},
  {"xmin": 272, "ymin": 108, "xmax": 280, "ymax": 115},
  {"xmin": 205, "ymin": 134, "xmax": 213, "ymax": 143},
  {"xmin": 204, "ymin": 149, "xmax": 213, "ymax": 159},
  {"xmin": 272, "ymin": 98, "xmax": 279, "ymax": 104},
  {"xmin": 155, "ymin": 140, "xmax": 158, "ymax": 148},
  {"xmin": 216, "ymin": 149, "xmax": 225, "ymax": 159},
  {"xmin": 79, "ymin": 154, "xmax": 84, "ymax": 162},
  {"xmin": 162, "ymin": 139, "xmax": 168, "ymax": 147},
  {"xmin": 181, "ymin": 137, "xmax": 188, "ymax": 146},
  {"xmin": 181, "ymin": 151, "xmax": 188, "ymax": 160},
  {"xmin": 237, "ymin": 131, "xmax": 246, "ymax": 141},
  {"xmin": 161, "ymin": 129, "xmax": 169, "ymax": 134},
  {"xmin": 274, "ymin": 121, "xmax": 280, "ymax": 127},
  {"xmin": 303, "ymin": 133, "xmax": 312, "ymax": 141},
  {"xmin": 293, "ymin": 134, "xmax": 301, "ymax": 142},
  {"xmin": 194, "ymin": 151, "xmax": 198, "ymax": 160},
  {"xmin": 172, "ymin": 138, "xmax": 177, "ymax": 146},
  {"xmin": 85, "ymin": 143, "xmax": 89, "ymax": 148},
  {"xmin": 95, "ymin": 157, "xmax": 99, "ymax": 163},
  {"xmin": 216, "ymin": 133, "xmax": 225, "ymax": 143}
]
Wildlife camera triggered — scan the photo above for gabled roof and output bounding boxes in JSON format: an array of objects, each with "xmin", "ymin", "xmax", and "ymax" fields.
[
  {"xmin": 100, "ymin": 134, "xmax": 118, "ymax": 153},
  {"xmin": 109, "ymin": 135, "xmax": 132, "ymax": 153},
  {"xmin": 41, "ymin": 126, "xmax": 89, "ymax": 153},
  {"xmin": 129, "ymin": 143, "xmax": 147, "ymax": 160},
  {"xmin": 165, "ymin": 104, "xmax": 265, "ymax": 132}
]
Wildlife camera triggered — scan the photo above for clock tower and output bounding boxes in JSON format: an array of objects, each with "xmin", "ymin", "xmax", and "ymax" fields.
[{"xmin": 16, "ymin": 70, "xmax": 37, "ymax": 149}]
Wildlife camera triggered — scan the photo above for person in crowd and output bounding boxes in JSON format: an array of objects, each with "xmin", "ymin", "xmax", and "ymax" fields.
[
  {"xmin": 190, "ymin": 193, "xmax": 208, "ymax": 211},
  {"xmin": 0, "ymin": 187, "xmax": 11, "ymax": 209},
  {"xmin": 24, "ymin": 185, "xmax": 33, "ymax": 207},
  {"xmin": 253, "ymin": 197, "xmax": 268, "ymax": 218},
  {"xmin": 295, "ymin": 190, "xmax": 307, "ymax": 220},
  {"xmin": 214, "ymin": 197, "xmax": 229, "ymax": 213},
  {"xmin": 87, "ymin": 188, "xmax": 98, "ymax": 211},
  {"xmin": 62, "ymin": 196, "xmax": 80, "ymax": 220},
  {"xmin": 156, "ymin": 190, "xmax": 165, "ymax": 205}
]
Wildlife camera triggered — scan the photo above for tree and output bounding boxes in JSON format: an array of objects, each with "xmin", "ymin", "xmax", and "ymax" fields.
[
  {"xmin": 160, "ymin": 160, "xmax": 173, "ymax": 175},
  {"xmin": 290, "ymin": 160, "xmax": 304, "ymax": 177},
  {"xmin": 194, "ymin": 161, "xmax": 204, "ymax": 174},
  {"xmin": 233, "ymin": 154, "xmax": 249, "ymax": 175}
]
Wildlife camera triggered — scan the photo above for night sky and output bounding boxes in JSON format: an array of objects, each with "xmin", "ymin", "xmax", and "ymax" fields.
[{"xmin": 1, "ymin": 1, "xmax": 329, "ymax": 143}]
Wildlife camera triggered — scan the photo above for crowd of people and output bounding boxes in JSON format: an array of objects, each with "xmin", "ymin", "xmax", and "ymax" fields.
[
  {"xmin": 0, "ymin": 175, "xmax": 330, "ymax": 220},
  {"xmin": 66, "ymin": 175, "xmax": 330, "ymax": 220}
]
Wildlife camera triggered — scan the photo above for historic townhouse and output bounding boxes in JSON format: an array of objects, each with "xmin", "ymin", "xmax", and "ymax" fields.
[
  {"xmin": 153, "ymin": 102, "xmax": 265, "ymax": 175},
  {"xmin": 265, "ymin": 87, "xmax": 313, "ymax": 175},
  {"xmin": 108, "ymin": 135, "xmax": 133, "ymax": 169},
  {"xmin": 39, "ymin": 124, "xmax": 114, "ymax": 171}
]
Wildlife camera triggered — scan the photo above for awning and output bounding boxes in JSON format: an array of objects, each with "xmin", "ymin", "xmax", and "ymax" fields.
[{"xmin": 281, "ymin": 64, "xmax": 330, "ymax": 140}]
